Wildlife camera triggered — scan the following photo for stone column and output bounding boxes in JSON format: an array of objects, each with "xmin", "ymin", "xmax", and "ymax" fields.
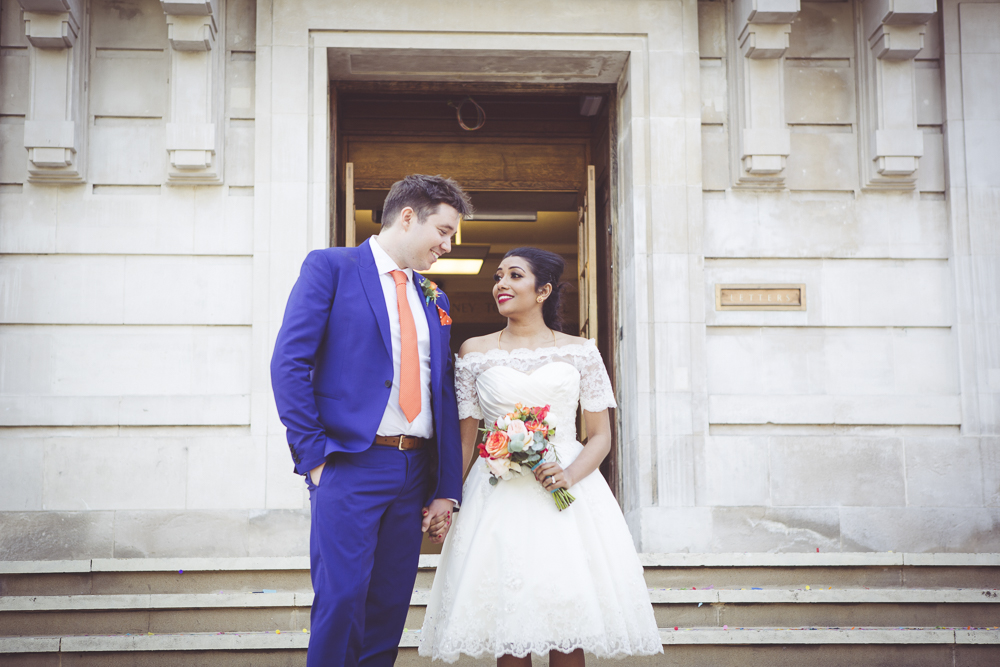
[
  {"xmin": 19, "ymin": 0, "xmax": 88, "ymax": 183},
  {"xmin": 160, "ymin": 0, "xmax": 224, "ymax": 183},
  {"xmin": 859, "ymin": 0, "xmax": 937, "ymax": 189},
  {"xmin": 731, "ymin": 0, "xmax": 799, "ymax": 186}
]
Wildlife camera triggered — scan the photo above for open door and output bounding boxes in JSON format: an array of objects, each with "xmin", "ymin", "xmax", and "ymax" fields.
[
  {"xmin": 578, "ymin": 165, "xmax": 598, "ymax": 341},
  {"xmin": 577, "ymin": 165, "xmax": 598, "ymax": 441},
  {"xmin": 345, "ymin": 162, "xmax": 356, "ymax": 247}
]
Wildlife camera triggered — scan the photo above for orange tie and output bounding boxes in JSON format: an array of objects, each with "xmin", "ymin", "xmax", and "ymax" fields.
[{"xmin": 390, "ymin": 270, "xmax": 420, "ymax": 423}]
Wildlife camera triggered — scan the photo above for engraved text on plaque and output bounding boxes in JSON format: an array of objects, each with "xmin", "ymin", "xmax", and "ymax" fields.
[{"xmin": 715, "ymin": 284, "xmax": 806, "ymax": 311}]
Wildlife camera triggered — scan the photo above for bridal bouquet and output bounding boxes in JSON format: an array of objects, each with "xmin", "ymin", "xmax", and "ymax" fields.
[{"xmin": 478, "ymin": 403, "xmax": 575, "ymax": 510}]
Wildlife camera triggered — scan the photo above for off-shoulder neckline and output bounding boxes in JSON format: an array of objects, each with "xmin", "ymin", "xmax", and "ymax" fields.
[{"xmin": 456, "ymin": 339, "xmax": 597, "ymax": 365}]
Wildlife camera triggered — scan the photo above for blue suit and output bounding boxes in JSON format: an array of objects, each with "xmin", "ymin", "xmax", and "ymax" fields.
[{"xmin": 270, "ymin": 238, "xmax": 463, "ymax": 666}]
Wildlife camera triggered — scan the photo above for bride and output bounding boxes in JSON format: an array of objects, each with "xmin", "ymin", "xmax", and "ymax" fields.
[{"xmin": 419, "ymin": 247, "xmax": 662, "ymax": 665}]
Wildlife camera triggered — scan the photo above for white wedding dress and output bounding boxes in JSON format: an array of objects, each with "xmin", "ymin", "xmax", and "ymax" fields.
[{"xmin": 419, "ymin": 340, "xmax": 662, "ymax": 662}]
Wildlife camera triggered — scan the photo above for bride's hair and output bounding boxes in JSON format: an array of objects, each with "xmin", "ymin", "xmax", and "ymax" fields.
[{"xmin": 502, "ymin": 247, "xmax": 567, "ymax": 332}]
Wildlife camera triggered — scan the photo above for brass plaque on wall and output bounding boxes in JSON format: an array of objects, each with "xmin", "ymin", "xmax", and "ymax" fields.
[{"xmin": 715, "ymin": 284, "xmax": 806, "ymax": 311}]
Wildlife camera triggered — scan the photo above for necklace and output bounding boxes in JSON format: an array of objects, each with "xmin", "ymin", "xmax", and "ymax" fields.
[{"xmin": 497, "ymin": 328, "xmax": 557, "ymax": 352}]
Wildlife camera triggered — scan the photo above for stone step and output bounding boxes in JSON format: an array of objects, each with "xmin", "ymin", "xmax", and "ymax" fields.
[
  {"xmin": 1, "ymin": 628, "xmax": 999, "ymax": 667},
  {"xmin": 3, "ymin": 553, "xmax": 1000, "ymax": 597},
  {"xmin": 2, "ymin": 554, "xmax": 999, "ymax": 665},
  {"xmin": 2, "ymin": 587, "xmax": 999, "ymax": 637}
]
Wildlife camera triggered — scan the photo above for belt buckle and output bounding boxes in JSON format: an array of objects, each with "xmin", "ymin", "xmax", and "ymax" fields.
[{"xmin": 397, "ymin": 435, "xmax": 407, "ymax": 451}]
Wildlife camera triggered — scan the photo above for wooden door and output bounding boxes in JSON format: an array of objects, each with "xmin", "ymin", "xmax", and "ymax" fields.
[
  {"xmin": 345, "ymin": 162, "xmax": 356, "ymax": 247},
  {"xmin": 577, "ymin": 165, "xmax": 598, "ymax": 442},
  {"xmin": 578, "ymin": 165, "xmax": 598, "ymax": 341}
]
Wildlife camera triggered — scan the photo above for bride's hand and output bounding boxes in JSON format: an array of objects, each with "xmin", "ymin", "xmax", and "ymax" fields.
[{"xmin": 533, "ymin": 462, "xmax": 573, "ymax": 491}]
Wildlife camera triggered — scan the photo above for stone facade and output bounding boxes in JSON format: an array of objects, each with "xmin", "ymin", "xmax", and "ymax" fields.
[{"xmin": 0, "ymin": 0, "xmax": 997, "ymax": 559}]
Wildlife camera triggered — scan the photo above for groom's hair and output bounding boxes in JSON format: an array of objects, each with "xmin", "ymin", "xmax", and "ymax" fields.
[{"xmin": 381, "ymin": 174, "xmax": 473, "ymax": 228}]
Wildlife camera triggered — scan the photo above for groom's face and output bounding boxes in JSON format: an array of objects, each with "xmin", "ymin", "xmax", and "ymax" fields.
[{"xmin": 398, "ymin": 203, "xmax": 460, "ymax": 271}]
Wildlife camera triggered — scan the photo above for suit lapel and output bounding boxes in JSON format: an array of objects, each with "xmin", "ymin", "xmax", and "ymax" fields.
[
  {"xmin": 414, "ymin": 273, "xmax": 442, "ymax": 395},
  {"xmin": 358, "ymin": 239, "xmax": 392, "ymax": 358}
]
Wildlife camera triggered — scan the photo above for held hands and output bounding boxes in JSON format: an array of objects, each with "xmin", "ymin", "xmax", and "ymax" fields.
[
  {"xmin": 532, "ymin": 461, "xmax": 575, "ymax": 492},
  {"xmin": 422, "ymin": 498, "xmax": 454, "ymax": 544}
]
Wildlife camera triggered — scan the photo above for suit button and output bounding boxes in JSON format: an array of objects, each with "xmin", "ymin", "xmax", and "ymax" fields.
[{"xmin": 385, "ymin": 380, "xmax": 392, "ymax": 388}]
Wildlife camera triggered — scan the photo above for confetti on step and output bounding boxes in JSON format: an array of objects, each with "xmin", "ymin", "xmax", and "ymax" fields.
[
  {"xmin": 806, "ymin": 586, "xmax": 811, "ymax": 590},
  {"xmin": 723, "ymin": 625, "xmax": 728, "ymax": 630}
]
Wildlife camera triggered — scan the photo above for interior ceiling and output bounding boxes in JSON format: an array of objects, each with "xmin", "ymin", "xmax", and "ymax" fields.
[
  {"xmin": 327, "ymin": 48, "xmax": 628, "ymax": 84},
  {"xmin": 354, "ymin": 211, "xmax": 578, "ymax": 250},
  {"xmin": 354, "ymin": 190, "xmax": 580, "ymax": 213}
]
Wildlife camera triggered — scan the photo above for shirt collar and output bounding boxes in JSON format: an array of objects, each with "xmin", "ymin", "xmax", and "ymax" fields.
[{"xmin": 370, "ymin": 236, "xmax": 413, "ymax": 283}]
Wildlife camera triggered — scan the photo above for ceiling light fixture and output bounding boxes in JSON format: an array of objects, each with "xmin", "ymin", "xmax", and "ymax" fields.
[
  {"xmin": 425, "ymin": 258, "xmax": 485, "ymax": 275},
  {"xmin": 464, "ymin": 211, "xmax": 537, "ymax": 222},
  {"xmin": 580, "ymin": 95, "xmax": 603, "ymax": 117},
  {"xmin": 425, "ymin": 243, "xmax": 491, "ymax": 276}
]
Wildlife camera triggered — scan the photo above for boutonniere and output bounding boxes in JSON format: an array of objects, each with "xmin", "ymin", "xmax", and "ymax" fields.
[{"xmin": 420, "ymin": 278, "xmax": 441, "ymax": 305}]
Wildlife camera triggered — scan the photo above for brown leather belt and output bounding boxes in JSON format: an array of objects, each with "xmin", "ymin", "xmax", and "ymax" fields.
[{"xmin": 373, "ymin": 435, "xmax": 428, "ymax": 451}]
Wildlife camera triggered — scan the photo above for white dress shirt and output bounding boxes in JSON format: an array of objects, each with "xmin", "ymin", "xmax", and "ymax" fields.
[{"xmin": 370, "ymin": 236, "xmax": 434, "ymax": 438}]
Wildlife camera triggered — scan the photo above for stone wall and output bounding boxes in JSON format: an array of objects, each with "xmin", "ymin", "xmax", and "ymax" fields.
[
  {"xmin": 0, "ymin": 0, "xmax": 997, "ymax": 559},
  {"xmin": 0, "ymin": 0, "xmax": 295, "ymax": 559},
  {"xmin": 643, "ymin": 0, "xmax": 999, "ymax": 553}
]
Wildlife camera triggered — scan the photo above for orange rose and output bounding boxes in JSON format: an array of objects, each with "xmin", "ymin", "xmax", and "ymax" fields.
[
  {"xmin": 525, "ymin": 420, "xmax": 548, "ymax": 438},
  {"xmin": 483, "ymin": 430, "xmax": 510, "ymax": 459}
]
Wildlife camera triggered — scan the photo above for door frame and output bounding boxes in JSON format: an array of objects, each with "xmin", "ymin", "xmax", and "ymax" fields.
[{"xmin": 304, "ymin": 36, "xmax": 647, "ymax": 506}]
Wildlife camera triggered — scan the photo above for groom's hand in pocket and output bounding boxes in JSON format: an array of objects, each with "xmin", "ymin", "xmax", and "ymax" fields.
[
  {"xmin": 309, "ymin": 463, "xmax": 325, "ymax": 487},
  {"xmin": 422, "ymin": 498, "xmax": 454, "ymax": 543}
]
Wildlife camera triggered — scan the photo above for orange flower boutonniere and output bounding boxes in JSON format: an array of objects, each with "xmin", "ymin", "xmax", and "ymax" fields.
[
  {"xmin": 420, "ymin": 278, "xmax": 440, "ymax": 305},
  {"xmin": 438, "ymin": 306, "xmax": 452, "ymax": 326}
]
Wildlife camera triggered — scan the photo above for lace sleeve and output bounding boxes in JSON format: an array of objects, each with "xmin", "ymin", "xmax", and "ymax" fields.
[
  {"xmin": 578, "ymin": 342, "xmax": 618, "ymax": 412},
  {"xmin": 454, "ymin": 358, "xmax": 483, "ymax": 420}
]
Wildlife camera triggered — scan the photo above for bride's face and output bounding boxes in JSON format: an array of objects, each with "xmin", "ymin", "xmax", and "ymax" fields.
[{"xmin": 493, "ymin": 256, "xmax": 544, "ymax": 317}]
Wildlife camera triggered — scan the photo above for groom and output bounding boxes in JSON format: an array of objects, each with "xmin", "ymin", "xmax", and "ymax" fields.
[{"xmin": 270, "ymin": 174, "xmax": 470, "ymax": 666}]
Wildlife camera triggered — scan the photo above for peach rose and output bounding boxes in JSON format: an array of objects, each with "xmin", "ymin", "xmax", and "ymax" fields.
[
  {"xmin": 506, "ymin": 419, "xmax": 528, "ymax": 438},
  {"xmin": 484, "ymin": 430, "xmax": 510, "ymax": 459},
  {"xmin": 525, "ymin": 420, "xmax": 548, "ymax": 438}
]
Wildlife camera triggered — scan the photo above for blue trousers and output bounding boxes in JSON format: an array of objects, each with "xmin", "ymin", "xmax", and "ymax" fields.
[{"xmin": 306, "ymin": 445, "xmax": 430, "ymax": 667}]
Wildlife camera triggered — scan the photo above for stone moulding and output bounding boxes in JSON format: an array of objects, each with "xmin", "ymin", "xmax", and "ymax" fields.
[
  {"xmin": 18, "ymin": 0, "xmax": 88, "ymax": 183},
  {"xmin": 730, "ymin": 0, "xmax": 800, "ymax": 187},
  {"xmin": 160, "ymin": 0, "xmax": 225, "ymax": 183},
  {"xmin": 858, "ymin": 0, "xmax": 937, "ymax": 189}
]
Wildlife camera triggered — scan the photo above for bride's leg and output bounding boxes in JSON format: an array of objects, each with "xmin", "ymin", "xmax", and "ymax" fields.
[
  {"xmin": 548, "ymin": 648, "xmax": 585, "ymax": 667},
  {"xmin": 497, "ymin": 654, "xmax": 531, "ymax": 667}
]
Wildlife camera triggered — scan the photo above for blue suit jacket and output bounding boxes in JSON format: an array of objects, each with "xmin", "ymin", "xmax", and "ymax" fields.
[{"xmin": 269, "ymin": 239, "xmax": 463, "ymax": 504}]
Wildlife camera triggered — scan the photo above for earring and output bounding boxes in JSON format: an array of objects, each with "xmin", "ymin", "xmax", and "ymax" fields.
[{"xmin": 537, "ymin": 297, "xmax": 544, "ymax": 303}]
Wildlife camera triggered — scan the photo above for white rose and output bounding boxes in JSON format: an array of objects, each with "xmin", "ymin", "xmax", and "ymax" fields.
[{"xmin": 485, "ymin": 457, "xmax": 510, "ymax": 479}]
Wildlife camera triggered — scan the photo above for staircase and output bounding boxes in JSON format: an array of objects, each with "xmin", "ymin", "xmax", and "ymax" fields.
[{"xmin": 1, "ymin": 553, "xmax": 999, "ymax": 666}]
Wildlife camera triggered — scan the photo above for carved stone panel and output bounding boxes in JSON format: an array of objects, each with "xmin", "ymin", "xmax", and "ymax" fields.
[{"xmin": 18, "ymin": 0, "xmax": 88, "ymax": 183}]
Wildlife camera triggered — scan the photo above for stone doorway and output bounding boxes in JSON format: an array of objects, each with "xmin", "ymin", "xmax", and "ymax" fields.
[{"xmin": 330, "ymin": 87, "xmax": 620, "ymax": 549}]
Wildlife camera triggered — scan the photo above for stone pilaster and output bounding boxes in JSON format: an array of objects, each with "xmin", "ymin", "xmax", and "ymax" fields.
[
  {"xmin": 730, "ymin": 0, "xmax": 799, "ymax": 186},
  {"xmin": 859, "ymin": 0, "xmax": 937, "ymax": 189},
  {"xmin": 19, "ymin": 0, "xmax": 88, "ymax": 183},
  {"xmin": 160, "ymin": 0, "xmax": 224, "ymax": 183}
]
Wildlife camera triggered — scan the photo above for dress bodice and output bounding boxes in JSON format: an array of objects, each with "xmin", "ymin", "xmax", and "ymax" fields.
[{"xmin": 455, "ymin": 340, "xmax": 617, "ymax": 446}]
